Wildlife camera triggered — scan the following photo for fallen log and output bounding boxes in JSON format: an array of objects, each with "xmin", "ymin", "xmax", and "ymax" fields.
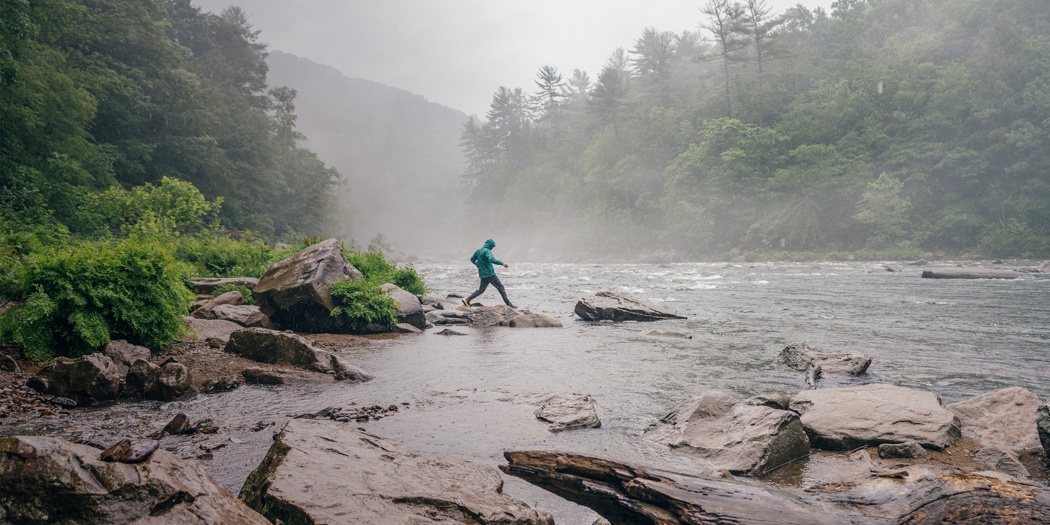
[{"xmin": 501, "ymin": 450, "xmax": 1050, "ymax": 525}]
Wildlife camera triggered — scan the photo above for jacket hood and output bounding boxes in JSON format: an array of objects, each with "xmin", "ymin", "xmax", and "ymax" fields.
[{"xmin": 484, "ymin": 239, "xmax": 495, "ymax": 249}]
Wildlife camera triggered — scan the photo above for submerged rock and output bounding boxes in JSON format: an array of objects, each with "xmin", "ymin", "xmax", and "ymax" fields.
[
  {"xmin": 645, "ymin": 390, "xmax": 809, "ymax": 476},
  {"xmin": 775, "ymin": 342, "xmax": 871, "ymax": 377},
  {"xmin": 921, "ymin": 267, "xmax": 1022, "ymax": 279},
  {"xmin": 790, "ymin": 384, "xmax": 961, "ymax": 450},
  {"xmin": 534, "ymin": 393, "xmax": 600, "ymax": 432},
  {"xmin": 575, "ymin": 291, "xmax": 686, "ymax": 322},
  {"xmin": 240, "ymin": 419, "xmax": 553, "ymax": 524},
  {"xmin": 0, "ymin": 435, "xmax": 269, "ymax": 524}
]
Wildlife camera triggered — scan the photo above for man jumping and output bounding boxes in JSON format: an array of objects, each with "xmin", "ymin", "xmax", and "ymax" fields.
[{"xmin": 464, "ymin": 238, "xmax": 516, "ymax": 308}]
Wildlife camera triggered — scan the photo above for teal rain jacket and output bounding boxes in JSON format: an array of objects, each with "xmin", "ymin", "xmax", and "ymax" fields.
[{"xmin": 470, "ymin": 239, "xmax": 503, "ymax": 278}]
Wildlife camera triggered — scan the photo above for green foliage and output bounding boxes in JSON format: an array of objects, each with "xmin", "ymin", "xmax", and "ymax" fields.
[
  {"xmin": 345, "ymin": 249, "xmax": 430, "ymax": 296},
  {"xmin": 173, "ymin": 234, "xmax": 287, "ymax": 278},
  {"xmin": 212, "ymin": 283, "xmax": 255, "ymax": 304},
  {"xmin": 329, "ymin": 279, "xmax": 397, "ymax": 333},
  {"xmin": 1, "ymin": 239, "xmax": 195, "ymax": 361}
]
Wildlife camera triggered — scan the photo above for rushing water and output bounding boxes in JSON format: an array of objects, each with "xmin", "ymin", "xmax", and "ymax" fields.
[{"xmin": 9, "ymin": 261, "xmax": 1050, "ymax": 524}]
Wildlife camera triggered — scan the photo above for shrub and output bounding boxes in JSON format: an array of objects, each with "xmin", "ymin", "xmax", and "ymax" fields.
[
  {"xmin": 345, "ymin": 249, "xmax": 429, "ymax": 295},
  {"xmin": 0, "ymin": 238, "xmax": 195, "ymax": 361},
  {"xmin": 330, "ymin": 279, "xmax": 397, "ymax": 333},
  {"xmin": 173, "ymin": 234, "xmax": 292, "ymax": 278}
]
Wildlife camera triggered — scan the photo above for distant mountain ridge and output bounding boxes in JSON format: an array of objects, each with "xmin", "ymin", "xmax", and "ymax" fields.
[{"xmin": 265, "ymin": 51, "xmax": 468, "ymax": 253}]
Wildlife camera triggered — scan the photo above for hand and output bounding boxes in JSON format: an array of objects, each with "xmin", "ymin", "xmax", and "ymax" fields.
[{"xmin": 503, "ymin": 263, "xmax": 509, "ymax": 268}]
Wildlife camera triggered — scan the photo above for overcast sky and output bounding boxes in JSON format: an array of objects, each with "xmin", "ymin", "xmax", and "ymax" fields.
[{"xmin": 193, "ymin": 0, "xmax": 833, "ymax": 116}]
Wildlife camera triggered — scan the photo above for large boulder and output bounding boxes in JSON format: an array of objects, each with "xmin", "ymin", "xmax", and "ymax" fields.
[
  {"xmin": 380, "ymin": 283, "xmax": 425, "ymax": 329},
  {"xmin": 946, "ymin": 386, "xmax": 1042, "ymax": 451},
  {"xmin": 510, "ymin": 312, "xmax": 563, "ymax": 328},
  {"xmin": 469, "ymin": 305, "xmax": 526, "ymax": 327},
  {"xmin": 240, "ymin": 419, "xmax": 553, "ymax": 524},
  {"xmin": 225, "ymin": 328, "xmax": 373, "ymax": 381},
  {"xmin": 27, "ymin": 354, "xmax": 123, "ymax": 405},
  {"xmin": 775, "ymin": 342, "xmax": 871, "ymax": 377},
  {"xmin": 790, "ymin": 384, "xmax": 961, "ymax": 450},
  {"xmin": 125, "ymin": 359, "xmax": 161, "ymax": 398},
  {"xmin": 103, "ymin": 340, "xmax": 151, "ymax": 377},
  {"xmin": 0, "ymin": 435, "xmax": 269, "ymax": 524},
  {"xmin": 188, "ymin": 276, "xmax": 259, "ymax": 294},
  {"xmin": 575, "ymin": 291, "xmax": 686, "ymax": 322},
  {"xmin": 253, "ymin": 239, "xmax": 361, "ymax": 333},
  {"xmin": 645, "ymin": 391, "xmax": 809, "ymax": 476}
]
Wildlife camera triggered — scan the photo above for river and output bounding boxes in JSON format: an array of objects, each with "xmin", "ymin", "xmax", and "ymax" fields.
[{"xmin": 9, "ymin": 260, "xmax": 1050, "ymax": 524}]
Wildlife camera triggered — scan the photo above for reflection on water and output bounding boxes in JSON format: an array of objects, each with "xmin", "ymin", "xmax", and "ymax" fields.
[{"xmin": 6, "ymin": 261, "xmax": 1050, "ymax": 524}]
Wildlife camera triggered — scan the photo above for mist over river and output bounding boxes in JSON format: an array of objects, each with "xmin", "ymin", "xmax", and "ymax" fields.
[{"xmin": 9, "ymin": 260, "xmax": 1050, "ymax": 524}]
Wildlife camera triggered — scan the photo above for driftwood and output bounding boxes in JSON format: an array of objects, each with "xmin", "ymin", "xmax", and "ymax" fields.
[
  {"xmin": 501, "ymin": 450, "xmax": 1050, "ymax": 525},
  {"xmin": 921, "ymin": 268, "xmax": 1021, "ymax": 279}
]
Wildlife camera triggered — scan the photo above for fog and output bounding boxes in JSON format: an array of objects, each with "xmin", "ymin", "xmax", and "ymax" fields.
[{"xmin": 193, "ymin": 0, "xmax": 832, "ymax": 117}]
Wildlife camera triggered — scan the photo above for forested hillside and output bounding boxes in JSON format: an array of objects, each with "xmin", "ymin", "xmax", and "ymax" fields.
[
  {"xmin": 265, "ymin": 52, "xmax": 467, "ymax": 252},
  {"xmin": 1, "ymin": 0, "xmax": 337, "ymax": 239},
  {"xmin": 462, "ymin": 0, "xmax": 1050, "ymax": 260}
]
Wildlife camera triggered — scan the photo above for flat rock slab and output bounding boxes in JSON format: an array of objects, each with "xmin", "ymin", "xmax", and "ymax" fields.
[
  {"xmin": 775, "ymin": 342, "xmax": 871, "ymax": 376},
  {"xmin": 790, "ymin": 384, "xmax": 961, "ymax": 450},
  {"xmin": 921, "ymin": 267, "xmax": 1022, "ymax": 279},
  {"xmin": 575, "ymin": 291, "xmax": 686, "ymax": 322},
  {"xmin": 645, "ymin": 390, "xmax": 809, "ymax": 476},
  {"xmin": 240, "ymin": 419, "xmax": 553, "ymax": 524},
  {"xmin": 225, "ymin": 328, "xmax": 373, "ymax": 381},
  {"xmin": 510, "ymin": 312, "xmax": 563, "ymax": 328},
  {"xmin": 183, "ymin": 316, "xmax": 243, "ymax": 344},
  {"xmin": 0, "ymin": 435, "xmax": 268, "ymax": 524},
  {"xmin": 946, "ymin": 386, "xmax": 1042, "ymax": 451},
  {"xmin": 534, "ymin": 393, "xmax": 600, "ymax": 432}
]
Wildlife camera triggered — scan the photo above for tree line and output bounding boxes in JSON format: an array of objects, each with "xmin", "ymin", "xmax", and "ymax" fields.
[
  {"xmin": 460, "ymin": 0, "xmax": 1050, "ymax": 259},
  {"xmin": 1, "ymin": 0, "xmax": 338, "ymax": 240}
]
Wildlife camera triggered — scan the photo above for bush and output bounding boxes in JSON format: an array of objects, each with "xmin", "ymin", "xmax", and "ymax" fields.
[
  {"xmin": 345, "ymin": 249, "xmax": 429, "ymax": 296},
  {"xmin": 330, "ymin": 279, "xmax": 397, "ymax": 332},
  {"xmin": 0, "ymin": 238, "xmax": 195, "ymax": 361},
  {"xmin": 173, "ymin": 234, "xmax": 294, "ymax": 278}
]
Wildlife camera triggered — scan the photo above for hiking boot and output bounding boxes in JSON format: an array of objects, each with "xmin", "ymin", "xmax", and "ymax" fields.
[
  {"xmin": 507, "ymin": 303, "xmax": 518, "ymax": 309},
  {"xmin": 461, "ymin": 298, "xmax": 471, "ymax": 308}
]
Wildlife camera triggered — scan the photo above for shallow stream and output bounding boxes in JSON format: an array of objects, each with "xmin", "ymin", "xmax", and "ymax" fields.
[{"xmin": 8, "ymin": 261, "xmax": 1050, "ymax": 524}]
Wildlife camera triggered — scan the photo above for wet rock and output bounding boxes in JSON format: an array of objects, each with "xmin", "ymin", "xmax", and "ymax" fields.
[
  {"xmin": 426, "ymin": 309, "xmax": 471, "ymax": 325},
  {"xmin": 746, "ymin": 393, "xmax": 792, "ymax": 411},
  {"xmin": 103, "ymin": 340, "xmax": 151, "ymax": 376},
  {"xmin": 188, "ymin": 276, "xmax": 259, "ymax": 294},
  {"xmin": 156, "ymin": 361, "xmax": 194, "ymax": 401},
  {"xmin": 242, "ymin": 368, "xmax": 285, "ymax": 385},
  {"xmin": 974, "ymin": 447, "xmax": 1030, "ymax": 479},
  {"xmin": 510, "ymin": 312, "xmax": 563, "ymax": 328},
  {"xmin": 125, "ymin": 358, "xmax": 161, "ymax": 398},
  {"xmin": 435, "ymin": 328, "xmax": 467, "ymax": 336},
  {"xmin": 883, "ymin": 263, "xmax": 903, "ymax": 272},
  {"xmin": 1038, "ymin": 260, "xmax": 1050, "ymax": 273},
  {"xmin": 645, "ymin": 390, "xmax": 809, "ymax": 476},
  {"xmin": 295, "ymin": 403, "xmax": 406, "ymax": 423},
  {"xmin": 210, "ymin": 304, "xmax": 274, "ymax": 328},
  {"xmin": 877, "ymin": 441, "xmax": 928, "ymax": 459},
  {"xmin": 253, "ymin": 238, "xmax": 361, "ymax": 333},
  {"xmin": 575, "ymin": 291, "xmax": 686, "ymax": 322},
  {"xmin": 190, "ymin": 290, "xmax": 246, "ymax": 319},
  {"xmin": 99, "ymin": 438, "xmax": 159, "ymax": 463},
  {"xmin": 534, "ymin": 394, "xmax": 600, "ymax": 432},
  {"xmin": 381, "ymin": 283, "xmax": 426, "ymax": 329},
  {"xmin": 1036, "ymin": 404, "xmax": 1050, "ymax": 456},
  {"xmin": 240, "ymin": 419, "xmax": 553, "ymax": 524},
  {"xmin": 225, "ymin": 327, "xmax": 373, "ymax": 381},
  {"xmin": 469, "ymin": 305, "xmax": 525, "ymax": 327},
  {"xmin": 501, "ymin": 450, "xmax": 1050, "ymax": 525},
  {"xmin": 921, "ymin": 267, "xmax": 1022, "ymax": 279},
  {"xmin": 160, "ymin": 413, "xmax": 217, "ymax": 436},
  {"xmin": 27, "ymin": 353, "xmax": 122, "ymax": 405},
  {"xmin": 775, "ymin": 342, "xmax": 871, "ymax": 377},
  {"xmin": 641, "ymin": 330, "xmax": 692, "ymax": 339},
  {"xmin": 393, "ymin": 322, "xmax": 422, "ymax": 334},
  {"xmin": 0, "ymin": 435, "xmax": 269, "ymax": 524},
  {"xmin": 182, "ymin": 316, "xmax": 243, "ymax": 345},
  {"xmin": 201, "ymin": 377, "xmax": 240, "ymax": 393},
  {"xmin": 790, "ymin": 384, "xmax": 961, "ymax": 450},
  {"xmin": 946, "ymin": 386, "xmax": 1041, "ymax": 451}
]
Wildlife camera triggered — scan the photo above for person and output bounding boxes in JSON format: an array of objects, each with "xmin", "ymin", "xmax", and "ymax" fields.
[{"xmin": 464, "ymin": 238, "xmax": 516, "ymax": 308}]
